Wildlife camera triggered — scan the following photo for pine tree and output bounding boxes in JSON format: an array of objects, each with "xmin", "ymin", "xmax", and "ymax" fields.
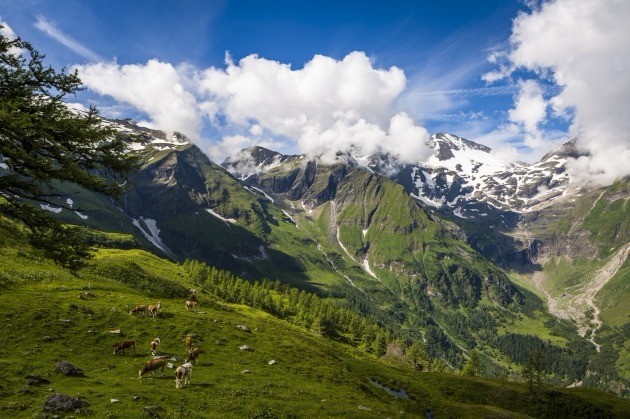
[
  {"xmin": 0, "ymin": 27, "xmax": 136, "ymax": 269},
  {"xmin": 461, "ymin": 350, "xmax": 481, "ymax": 376}
]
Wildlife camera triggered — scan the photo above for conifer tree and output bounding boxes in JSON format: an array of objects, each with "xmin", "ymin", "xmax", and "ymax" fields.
[
  {"xmin": 0, "ymin": 28, "xmax": 136, "ymax": 269},
  {"xmin": 461, "ymin": 350, "xmax": 481, "ymax": 376}
]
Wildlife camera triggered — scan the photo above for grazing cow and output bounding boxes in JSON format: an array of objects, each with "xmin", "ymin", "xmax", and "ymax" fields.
[
  {"xmin": 184, "ymin": 336, "xmax": 193, "ymax": 353},
  {"xmin": 113, "ymin": 339, "xmax": 136, "ymax": 355},
  {"xmin": 139, "ymin": 357, "xmax": 166, "ymax": 378},
  {"xmin": 129, "ymin": 305, "xmax": 148, "ymax": 315},
  {"xmin": 185, "ymin": 347, "xmax": 200, "ymax": 364},
  {"xmin": 184, "ymin": 300, "xmax": 197, "ymax": 311},
  {"xmin": 150, "ymin": 337, "xmax": 161, "ymax": 356},
  {"xmin": 175, "ymin": 362, "xmax": 193, "ymax": 388},
  {"xmin": 147, "ymin": 302, "xmax": 162, "ymax": 318}
]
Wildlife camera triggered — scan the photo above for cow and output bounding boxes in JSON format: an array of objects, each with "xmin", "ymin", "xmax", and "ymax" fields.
[
  {"xmin": 147, "ymin": 302, "xmax": 162, "ymax": 318},
  {"xmin": 184, "ymin": 300, "xmax": 197, "ymax": 311},
  {"xmin": 185, "ymin": 347, "xmax": 200, "ymax": 364},
  {"xmin": 113, "ymin": 339, "xmax": 136, "ymax": 355},
  {"xmin": 175, "ymin": 362, "xmax": 193, "ymax": 388},
  {"xmin": 184, "ymin": 336, "xmax": 193, "ymax": 353},
  {"xmin": 139, "ymin": 357, "xmax": 166, "ymax": 378},
  {"xmin": 129, "ymin": 305, "xmax": 148, "ymax": 315},
  {"xmin": 150, "ymin": 337, "xmax": 161, "ymax": 356}
]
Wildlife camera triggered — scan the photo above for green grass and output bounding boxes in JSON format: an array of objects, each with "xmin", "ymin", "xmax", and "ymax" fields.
[{"xmin": 1, "ymin": 221, "xmax": 629, "ymax": 417}]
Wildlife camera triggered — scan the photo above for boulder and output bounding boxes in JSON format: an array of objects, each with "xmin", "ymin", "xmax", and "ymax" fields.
[
  {"xmin": 44, "ymin": 393, "xmax": 90, "ymax": 414},
  {"xmin": 55, "ymin": 361, "xmax": 84, "ymax": 376},
  {"xmin": 26, "ymin": 374, "xmax": 50, "ymax": 386}
]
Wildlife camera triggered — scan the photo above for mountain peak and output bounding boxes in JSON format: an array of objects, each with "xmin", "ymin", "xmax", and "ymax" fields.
[
  {"xmin": 222, "ymin": 146, "xmax": 297, "ymax": 179},
  {"xmin": 429, "ymin": 133, "xmax": 492, "ymax": 161}
]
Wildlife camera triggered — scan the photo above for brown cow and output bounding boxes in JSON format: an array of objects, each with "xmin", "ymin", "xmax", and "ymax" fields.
[
  {"xmin": 129, "ymin": 305, "xmax": 148, "ymax": 315},
  {"xmin": 113, "ymin": 339, "xmax": 136, "ymax": 355},
  {"xmin": 175, "ymin": 362, "xmax": 193, "ymax": 388},
  {"xmin": 184, "ymin": 300, "xmax": 197, "ymax": 311},
  {"xmin": 139, "ymin": 357, "xmax": 166, "ymax": 378},
  {"xmin": 150, "ymin": 337, "xmax": 161, "ymax": 356},
  {"xmin": 184, "ymin": 336, "xmax": 193, "ymax": 353},
  {"xmin": 185, "ymin": 347, "xmax": 200, "ymax": 364},
  {"xmin": 147, "ymin": 302, "xmax": 162, "ymax": 317}
]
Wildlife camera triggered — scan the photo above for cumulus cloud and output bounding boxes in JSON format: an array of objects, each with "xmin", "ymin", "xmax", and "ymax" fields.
[
  {"xmin": 484, "ymin": 0, "xmax": 630, "ymax": 185},
  {"xmin": 198, "ymin": 51, "xmax": 432, "ymax": 164},
  {"xmin": 75, "ymin": 60, "xmax": 202, "ymax": 139},
  {"xmin": 77, "ymin": 51, "xmax": 433, "ymax": 165}
]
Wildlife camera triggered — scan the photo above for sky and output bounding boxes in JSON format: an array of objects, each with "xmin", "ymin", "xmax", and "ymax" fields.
[{"xmin": 1, "ymin": 0, "xmax": 629, "ymax": 185}]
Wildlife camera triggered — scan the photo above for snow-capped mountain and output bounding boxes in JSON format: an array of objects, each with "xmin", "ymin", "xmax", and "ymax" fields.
[
  {"xmin": 387, "ymin": 133, "xmax": 583, "ymax": 221},
  {"xmin": 224, "ymin": 133, "xmax": 581, "ymax": 223}
]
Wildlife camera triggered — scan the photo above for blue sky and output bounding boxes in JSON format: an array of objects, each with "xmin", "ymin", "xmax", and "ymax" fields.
[{"xmin": 2, "ymin": 0, "xmax": 628, "ymax": 183}]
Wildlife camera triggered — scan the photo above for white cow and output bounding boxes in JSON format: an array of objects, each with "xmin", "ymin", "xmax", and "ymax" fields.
[{"xmin": 175, "ymin": 362, "xmax": 193, "ymax": 388}]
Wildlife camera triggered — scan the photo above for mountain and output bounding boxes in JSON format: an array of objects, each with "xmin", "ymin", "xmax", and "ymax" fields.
[
  {"xmin": 222, "ymin": 136, "xmax": 630, "ymax": 393},
  {"xmin": 31, "ymin": 120, "xmax": 629, "ymax": 393}
]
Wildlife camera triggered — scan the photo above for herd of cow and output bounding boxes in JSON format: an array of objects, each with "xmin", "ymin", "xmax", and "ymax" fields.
[{"xmin": 113, "ymin": 293, "xmax": 200, "ymax": 389}]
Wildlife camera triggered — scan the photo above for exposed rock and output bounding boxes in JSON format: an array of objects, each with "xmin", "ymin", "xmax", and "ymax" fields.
[
  {"xmin": 44, "ymin": 393, "xmax": 90, "ymax": 414},
  {"xmin": 26, "ymin": 374, "xmax": 50, "ymax": 386},
  {"xmin": 239, "ymin": 345, "xmax": 250, "ymax": 351},
  {"xmin": 55, "ymin": 361, "xmax": 84, "ymax": 377},
  {"xmin": 235, "ymin": 324, "xmax": 249, "ymax": 332},
  {"xmin": 143, "ymin": 405, "xmax": 165, "ymax": 418},
  {"xmin": 385, "ymin": 342, "xmax": 405, "ymax": 359}
]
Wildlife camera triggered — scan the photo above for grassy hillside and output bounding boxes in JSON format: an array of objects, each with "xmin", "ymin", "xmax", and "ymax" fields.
[{"xmin": 1, "ymin": 218, "xmax": 629, "ymax": 417}]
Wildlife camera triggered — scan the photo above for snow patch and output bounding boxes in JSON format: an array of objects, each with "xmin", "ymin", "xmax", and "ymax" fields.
[
  {"xmin": 362, "ymin": 258, "xmax": 378, "ymax": 280},
  {"xmin": 206, "ymin": 208, "xmax": 237, "ymax": 224},
  {"xmin": 66, "ymin": 198, "xmax": 74, "ymax": 208},
  {"xmin": 40, "ymin": 203, "xmax": 62, "ymax": 214},
  {"xmin": 411, "ymin": 192, "xmax": 441, "ymax": 208},
  {"xmin": 75, "ymin": 211, "xmax": 88, "ymax": 220},
  {"xmin": 250, "ymin": 186, "xmax": 274, "ymax": 203},
  {"xmin": 281, "ymin": 210, "xmax": 298, "ymax": 227},
  {"xmin": 132, "ymin": 217, "xmax": 175, "ymax": 258}
]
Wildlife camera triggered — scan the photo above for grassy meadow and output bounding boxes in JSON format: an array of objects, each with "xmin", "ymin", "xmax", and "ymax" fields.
[{"xmin": 1, "ymin": 218, "xmax": 629, "ymax": 417}]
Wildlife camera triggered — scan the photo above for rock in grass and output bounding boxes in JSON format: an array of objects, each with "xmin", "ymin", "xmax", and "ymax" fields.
[
  {"xmin": 44, "ymin": 393, "xmax": 90, "ymax": 414},
  {"xmin": 235, "ymin": 324, "xmax": 249, "ymax": 332},
  {"xmin": 55, "ymin": 361, "xmax": 84, "ymax": 376},
  {"xmin": 26, "ymin": 374, "xmax": 50, "ymax": 386},
  {"xmin": 239, "ymin": 345, "xmax": 250, "ymax": 351},
  {"xmin": 143, "ymin": 405, "xmax": 165, "ymax": 417}
]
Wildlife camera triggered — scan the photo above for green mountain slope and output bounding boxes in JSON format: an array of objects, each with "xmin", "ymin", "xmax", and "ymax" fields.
[
  {"xmin": 514, "ymin": 179, "xmax": 630, "ymax": 390},
  {"xmin": 1, "ymin": 216, "xmax": 628, "ymax": 418},
  {"xmin": 30, "ymin": 126, "xmax": 626, "ymax": 393}
]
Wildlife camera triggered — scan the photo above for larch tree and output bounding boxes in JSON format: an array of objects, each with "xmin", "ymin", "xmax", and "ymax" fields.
[{"xmin": 0, "ymin": 27, "xmax": 136, "ymax": 270}]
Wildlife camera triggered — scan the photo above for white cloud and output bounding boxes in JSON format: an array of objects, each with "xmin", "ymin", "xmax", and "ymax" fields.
[
  {"xmin": 75, "ymin": 60, "xmax": 202, "ymax": 139},
  {"xmin": 1, "ymin": 19, "xmax": 24, "ymax": 56},
  {"xmin": 199, "ymin": 51, "xmax": 432, "ymax": 164},
  {"xmin": 76, "ymin": 51, "xmax": 433, "ymax": 164},
  {"xmin": 508, "ymin": 79, "xmax": 552, "ymax": 151},
  {"xmin": 484, "ymin": 0, "xmax": 630, "ymax": 185},
  {"xmin": 34, "ymin": 15, "xmax": 102, "ymax": 62}
]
